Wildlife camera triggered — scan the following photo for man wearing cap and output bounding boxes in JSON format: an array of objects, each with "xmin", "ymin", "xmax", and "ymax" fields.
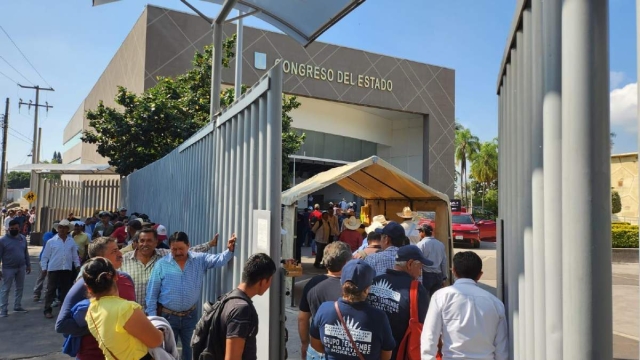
[
  {"xmin": 421, "ymin": 251, "xmax": 508, "ymax": 360},
  {"xmin": 416, "ymin": 224, "xmax": 448, "ymax": 297},
  {"xmin": 0, "ymin": 219, "xmax": 31, "ymax": 317},
  {"xmin": 364, "ymin": 221, "xmax": 408, "ymax": 276},
  {"xmin": 117, "ymin": 207, "xmax": 128, "ymax": 222},
  {"xmin": 40, "ymin": 219, "xmax": 81, "ymax": 318},
  {"xmin": 298, "ymin": 242, "xmax": 352, "ymax": 358},
  {"xmin": 368, "ymin": 245, "xmax": 431, "ymax": 359},
  {"xmin": 309, "ymin": 259, "xmax": 395, "ymax": 360},
  {"xmin": 92, "ymin": 211, "xmax": 114, "ymax": 238},
  {"xmin": 33, "ymin": 221, "xmax": 59, "ymax": 302}
]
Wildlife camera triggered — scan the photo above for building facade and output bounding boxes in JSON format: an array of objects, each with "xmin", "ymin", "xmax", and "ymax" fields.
[
  {"xmin": 611, "ymin": 152, "xmax": 638, "ymax": 223},
  {"xmin": 63, "ymin": 5, "xmax": 456, "ymax": 197}
]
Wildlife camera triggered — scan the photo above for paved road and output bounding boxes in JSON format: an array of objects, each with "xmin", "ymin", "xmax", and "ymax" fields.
[{"xmin": 2, "ymin": 244, "xmax": 637, "ymax": 359}]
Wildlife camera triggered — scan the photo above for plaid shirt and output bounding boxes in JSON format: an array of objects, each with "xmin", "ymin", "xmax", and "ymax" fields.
[
  {"xmin": 364, "ymin": 246, "xmax": 399, "ymax": 276},
  {"xmin": 120, "ymin": 242, "xmax": 210, "ymax": 308}
]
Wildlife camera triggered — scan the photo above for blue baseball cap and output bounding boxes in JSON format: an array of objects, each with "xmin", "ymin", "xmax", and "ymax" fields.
[
  {"xmin": 341, "ymin": 259, "xmax": 376, "ymax": 291},
  {"xmin": 396, "ymin": 245, "xmax": 433, "ymax": 266},
  {"xmin": 375, "ymin": 221, "xmax": 407, "ymax": 241}
]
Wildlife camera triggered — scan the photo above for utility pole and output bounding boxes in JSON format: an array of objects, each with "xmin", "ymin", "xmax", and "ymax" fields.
[
  {"xmin": 0, "ymin": 98, "xmax": 8, "ymax": 206},
  {"xmin": 19, "ymin": 84, "xmax": 53, "ymax": 228}
]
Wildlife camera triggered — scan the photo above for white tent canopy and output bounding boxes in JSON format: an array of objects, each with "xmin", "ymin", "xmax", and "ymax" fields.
[
  {"xmin": 281, "ymin": 156, "xmax": 449, "ymax": 205},
  {"xmin": 9, "ymin": 164, "xmax": 118, "ymax": 175}
]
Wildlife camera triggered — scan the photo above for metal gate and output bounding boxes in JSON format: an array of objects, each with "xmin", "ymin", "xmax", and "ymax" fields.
[
  {"xmin": 38, "ymin": 179, "xmax": 120, "ymax": 232},
  {"xmin": 121, "ymin": 61, "xmax": 284, "ymax": 359}
]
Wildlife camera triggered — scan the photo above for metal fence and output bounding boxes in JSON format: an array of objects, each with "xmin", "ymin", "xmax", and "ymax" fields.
[
  {"xmin": 121, "ymin": 61, "xmax": 284, "ymax": 360},
  {"xmin": 497, "ymin": 0, "xmax": 612, "ymax": 359},
  {"xmin": 38, "ymin": 179, "xmax": 120, "ymax": 232}
]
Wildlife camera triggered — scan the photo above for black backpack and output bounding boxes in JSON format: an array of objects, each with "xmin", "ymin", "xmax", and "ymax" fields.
[{"xmin": 191, "ymin": 292, "xmax": 248, "ymax": 360}]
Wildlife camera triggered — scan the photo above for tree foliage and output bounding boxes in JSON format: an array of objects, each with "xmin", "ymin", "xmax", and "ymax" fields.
[
  {"xmin": 612, "ymin": 190, "xmax": 622, "ymax": 214},
  {"xmin": 7, "ymin": 172, "xmax": 30, "ymax": 189},
  {"xmin": 470, "ymin": 139, "xmax": 498, "ymax": 211},
  {"xmin": 82, "ymin": 34, "xmax": 305, "ymax": 187},
  {"xmin": 455, "ymin": 124, "xmax": 480, "ymax": 206}
]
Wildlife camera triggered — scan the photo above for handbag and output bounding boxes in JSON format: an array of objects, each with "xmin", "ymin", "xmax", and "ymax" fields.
[
  {"xmin": 88, "ymin": 308, "xmax": 120, "ymax": 360},
  {"xmin": 334, "ymin": 302, "xmax": 366, "ymax": 360}
]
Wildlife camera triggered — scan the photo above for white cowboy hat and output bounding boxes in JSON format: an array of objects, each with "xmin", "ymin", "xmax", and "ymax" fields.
[
  {"xmin": 343, "ymin": 216, "xmax": 362, "ymax": 231},
  {"xmin": 397, "ymin": 207, "xmax": 417, "ymax": 219},
  {"xmin": 365, "ymin": 215, "xmax": 389, "ymax": 233}
]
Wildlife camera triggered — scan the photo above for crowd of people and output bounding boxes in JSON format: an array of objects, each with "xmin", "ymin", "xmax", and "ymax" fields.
[
  {"xmin": 0, "ymin": 201, "xmax": 508, "ymax": 360},
  {"xmin": 298, "ymin": 206, "xmax": 508, "ymax": 360}
]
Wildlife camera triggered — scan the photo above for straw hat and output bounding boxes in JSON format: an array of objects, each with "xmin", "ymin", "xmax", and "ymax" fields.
[
  {"xmin": 343, "ymin": 216, "xmax": 362, "ymax": 231},
  {"xmin": 397, "ymin": 207, "xmax": 417, "ymax": 219},
  {"xmin": 365, "ymin": 215, "xmax": 389, "ymax": 233}
]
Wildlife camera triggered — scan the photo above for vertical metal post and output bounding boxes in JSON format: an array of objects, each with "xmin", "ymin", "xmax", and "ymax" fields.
[
  {"xmin": 531, "ymin": 0, "xmax": 546, "ymax": 357},
  {"xmin": 509, "ymin": 49, "xmax": 518, "ymax": 359},
  {"xmin": 522, "ymin": 9, "xmax": 535, "ymax": 360},
  {"xmin": 562, "ymin": 0, "xmax": 612, "ymax": 358},
  {"xmin": 235, "ymin": 10, "xmax": 243, "ymax": 101},
  {"xmin": 210, "ymin": 0, "xmax": 238, "ymax": 117},
  {"xmin": 637, "ymin": 0, "xmax": 640, "ymax": 354},
  {"xmin": 1, "ymin": 98, "xmax": 8, "ymax": 205},
  {"xmin": 35, "ymin": 127, "xmax": 42, "ymax": 231}
]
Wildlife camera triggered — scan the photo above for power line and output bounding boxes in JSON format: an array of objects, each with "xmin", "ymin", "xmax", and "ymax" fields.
[
  {"xmin": 0, "ymin": 69, "xmax": 17, "ymax": 85},
  {"xmin": 0, "ymin": 26, "xmax": 51, "ymax": 88},
  {"xmin": 0, "ymin": 55, "xmax": 34, "ymax": 85},
  {"xmin": 8, "ymin": 132, "xmax": 30, "ymax": 145},
  {"xmin": 8, "ymin": 127, "xmax": 31, "ymax": 142}
]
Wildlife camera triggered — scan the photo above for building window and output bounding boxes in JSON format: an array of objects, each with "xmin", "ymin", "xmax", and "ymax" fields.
[
  {"xmin": 62, "ymin": 131, "xmax": 83, "ymax": 153},
  {"xmin": 254, "ymin": 52, "xmax": 267, "ymax": 70}
]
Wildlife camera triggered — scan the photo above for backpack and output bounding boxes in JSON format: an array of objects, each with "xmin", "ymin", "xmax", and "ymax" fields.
[
  {"xmin": 191, "ymin": 292, "xmax": 248, "ymax": 360},
  {"xmin": 396, "ymin": 280, "xmax": 422, "ymax": 360}
]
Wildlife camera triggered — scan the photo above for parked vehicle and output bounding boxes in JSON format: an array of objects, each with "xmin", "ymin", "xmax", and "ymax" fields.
[{"xmin": 451, "ymin": 212, "xmax": 497, "ymax": 248}]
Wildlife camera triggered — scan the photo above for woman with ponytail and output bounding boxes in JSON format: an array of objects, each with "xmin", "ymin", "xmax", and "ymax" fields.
[{"xmin": 83, "ymin": 257, "xmax": 163, "ymax": 360}]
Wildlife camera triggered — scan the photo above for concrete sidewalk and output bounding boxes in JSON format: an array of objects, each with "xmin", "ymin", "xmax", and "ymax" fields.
[{"xmin": 2, "ymin": 244, "xmax": 637, "ymax": 359}]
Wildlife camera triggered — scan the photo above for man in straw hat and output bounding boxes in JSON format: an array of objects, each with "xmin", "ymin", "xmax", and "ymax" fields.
[
  {"xmin": 397, "ymin": 206, "xmax": 421, "ymax": 245},
  {"xmin": 338, "ymin": 216, "xmax": 363, "ymax": 252}
]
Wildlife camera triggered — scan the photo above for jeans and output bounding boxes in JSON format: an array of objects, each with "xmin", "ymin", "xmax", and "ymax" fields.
[
  {"xmin": 0, "ymin": 266, "xmax": 26, "ymax": 312},
  {"xmin": 33, "ymin": 269, "xmax": 48, "ymax": 298},
  {"xmin": 44, "ymin": 270, "xmax": 73, "ymax": 314},
  {"xmin": 422, "ymin": 271, "xmax": 444, "ymax": 297},
  {"xmin": 162, "ymin": 308, "xmax": 198, "ymax": 360},
  {"xmin": 311, "ymin": 239, "xmax": 317, "ymax": 253},
  {"xmin": 306, "ymin": 346, "xmax": 326, "ymax": 360}
]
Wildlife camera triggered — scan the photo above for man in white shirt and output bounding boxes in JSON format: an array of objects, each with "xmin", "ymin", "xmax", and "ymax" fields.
[
  {"xmin": 397, "ymin": 207, "xmax": 421, "ymax": 244},
  {"xmin": 3, "ymin": 210, "xmax": 15, "ymax": 233},
  {"xmin": 421, "ymin": 251, "xmax": 508, "ymax": 360}
]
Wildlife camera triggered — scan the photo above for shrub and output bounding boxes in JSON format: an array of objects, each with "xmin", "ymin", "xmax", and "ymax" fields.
[
  {"xmin": 612, "ymin": 224, "xmax": 638, "ymax": 231},
  {"xmin": 611, "ymin": 228, "xmax": 639, "ymax": 248},
  {"xmin": 612, "ymin": 190, "xmax": 622, "ymax": 214},
  {"xmin": 612, "ymin": 221, "xmax": 631, "ymax": 226}
]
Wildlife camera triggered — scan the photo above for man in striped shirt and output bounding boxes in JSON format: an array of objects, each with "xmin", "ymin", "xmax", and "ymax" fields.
[{"xmin": 120, "ymin": 228, "xmax": 217, "ymax": 308}]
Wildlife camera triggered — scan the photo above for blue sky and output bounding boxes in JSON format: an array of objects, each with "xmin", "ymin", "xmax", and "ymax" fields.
[{"xmin": 0, "ymin": 0, "xmax": 637, "ymax": 171}]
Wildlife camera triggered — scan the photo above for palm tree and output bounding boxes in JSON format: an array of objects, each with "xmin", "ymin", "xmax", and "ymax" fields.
[
  {"xmin": 455, "ymin": 125, "xmax": 480, "ymax": 206},
  {"xmin": 470, "ymin": 140, "xmax": 498, "ymax": 210}
]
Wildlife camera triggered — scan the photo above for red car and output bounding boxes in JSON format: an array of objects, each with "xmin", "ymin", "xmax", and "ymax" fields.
[{"xmin": 451, "ymin": 212, "xmax": 497, "ymax": 248}]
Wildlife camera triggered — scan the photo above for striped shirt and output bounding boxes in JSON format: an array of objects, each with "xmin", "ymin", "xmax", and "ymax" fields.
[
  {"xmin": 120, "ymin": 242, "xmax": 211, "ymax": 308},
  {"xmin": 364, "ymin": 246, "xmax": 399, "ymax": 276},
  {"xmin": 145, "ymin": 250, "xmax": 234, "ymax": 315}
]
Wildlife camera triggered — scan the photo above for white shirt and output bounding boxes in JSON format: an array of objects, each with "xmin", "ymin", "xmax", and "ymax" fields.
[
  {"xmin": 4, "ymin": 216, "xmax": 13, "ymax": 230},
  {"xmin": 421, "ymin": 278, "xmax": 508, "ymax": 360},
  {"xmin": 40, "ymin": 234, "xmax": 81, "ymax": 271},
  {"xmin": 401, "ymin": 220, "xmax": 421, "ymax": 244},
  {"xmin": 416, "ymin": 236, "xmax": 448, "ymax": 276}
]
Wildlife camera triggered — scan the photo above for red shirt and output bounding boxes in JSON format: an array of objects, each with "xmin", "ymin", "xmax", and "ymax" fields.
[
  {"xmin": 310, "ymin": 210, "xmax": 322, "ymax": 221},
  {"xmin": 339, "ymin": 229, "xmax": 363, "ymax": 252},
  {"xmin": 77, "ymin": 273, "xmax": 136, "ymax": 360},
  {"xmin": 110, "ymin": 226, "xmax": 127, "ymax": 244}
]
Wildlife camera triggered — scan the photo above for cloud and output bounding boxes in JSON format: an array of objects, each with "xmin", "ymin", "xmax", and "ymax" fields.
[
  {"xmin": 610, "ymin": 82, "xmax": 637, "ymax": 131},
  {"xmin": 610, "ymin": 71, "xmax": 626, "ymax": 89}
]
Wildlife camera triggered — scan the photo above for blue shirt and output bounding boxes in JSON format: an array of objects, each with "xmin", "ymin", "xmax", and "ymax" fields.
[
  {"xmin": 145, "ymin": 250, "xmax": 234, "ymax": 315},
  {"xmin": 0, "ymin": 233, "xmax": 29, "ymax": 268},
  {"xmin": 310, "ymin": 298, "xmax": 395, "ymax": 360},
  {"xmin": 40, "ymin": 231, "xmax": 55, "ymax": 261},
  {"xmin": 354, "ymin": 238, "xmax": 369, "ymax": 254},
  {"xmin": 364, "ymin": 246, "xmax": 399, "ymax": 276},
  {"xmin": 416, "ymin": 236, "xmax": 448, "ymax": 277}
]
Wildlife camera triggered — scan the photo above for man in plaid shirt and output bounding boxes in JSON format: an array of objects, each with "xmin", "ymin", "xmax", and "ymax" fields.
[
  {"xmin": 365, "ymin": 221, "xmax": 426, "ymax": 276},
  {"xmin": 120, "ymin": 228, "xmax": 217, "ymax": 308}
]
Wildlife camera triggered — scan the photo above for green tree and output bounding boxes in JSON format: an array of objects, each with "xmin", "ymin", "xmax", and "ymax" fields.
[
  {"xmin": 82, "ymin": 34, "xmax": 305, "ymax": 188},
  {"xmin": 455, "ymin": 124, "xmax": 480, "ymax": 206},
  {"xmin": 470, "ymin": 139, "xmax": 498, "ymax": 211},
  {"xmin": 39, "ymin": 153, "xmax": 62, "ymax": 181},
  {"xmin": 612, "ymin": 190, "xmax": 622, "ymax": 214},
  {"xmin": 7, "ymin": 172, "xmax": 30, "ymax": 189}
]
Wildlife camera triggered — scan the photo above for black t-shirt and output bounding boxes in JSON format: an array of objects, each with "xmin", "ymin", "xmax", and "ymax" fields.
[
  {"xmin": 219, "ymin": 289, "xmax": 259, "ymax": 360},
  {"xmin": 367, "ymin": 269, "xmax": 429, "ymax": 360},
  {"xmin": 299, "ymin": 275, "xmax": 327, "ymax": 312}
]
